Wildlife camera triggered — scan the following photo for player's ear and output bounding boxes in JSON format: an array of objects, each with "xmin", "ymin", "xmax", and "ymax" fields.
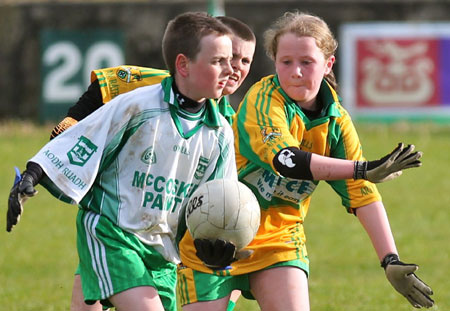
[
  {"xmin": 324, "ymin": 55, "xmax": 335, "ymax": 75},
  {"xmin": 175, "ymin": 54, "xmax": 189, "ymax": 78}
]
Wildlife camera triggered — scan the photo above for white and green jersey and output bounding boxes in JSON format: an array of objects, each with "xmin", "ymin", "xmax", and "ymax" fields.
[{"xmin": 29, "ymin": 77, "xmax": 237, "ymax": 263}]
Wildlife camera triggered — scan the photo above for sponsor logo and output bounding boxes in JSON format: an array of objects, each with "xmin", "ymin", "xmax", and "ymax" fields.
[
  {"xmin": 244, "ymin": 169, "xmax": 317, "ymax": 204},
  {"xmin": 277, "ymin": 149, "xmax": 296, "ymax": 168},
  {"xmin": 186, "ymin": 194, "xmax": 204, "ymax": 219},
  {"xmin": 173, "ymin": 145, "xmax": 189, "ymax": 155},
  {"xmin": 132, "ymin": 171, "xmax": 197, "ymax": 212},
  {"xmin": 67, "ymin": 136, "xmax": 98, "ymax": 167}
]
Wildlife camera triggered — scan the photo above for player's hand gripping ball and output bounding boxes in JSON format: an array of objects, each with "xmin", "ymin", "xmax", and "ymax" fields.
[{"xmin": 186, "ymin": 179, "xmax": 260, "ymax": 251}]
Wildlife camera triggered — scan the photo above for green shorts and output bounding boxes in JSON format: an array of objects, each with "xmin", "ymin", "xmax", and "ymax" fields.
[
  {"xmin": 177, "ymin": 259, "xmax": 308, "ymax": 305},
  {"xmin": 76, "ymin": 210, "xmax": 177, "ymax": 310}
]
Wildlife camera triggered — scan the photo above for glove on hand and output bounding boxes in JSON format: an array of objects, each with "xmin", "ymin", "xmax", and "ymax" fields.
[
  {"xmin": 354, "ymin": 143, "xmax": 422, "ymax": 183},
  {"xmin": 194, "ymin": 238, "xmax": 253, "ymax": 270},
  {"xmin": 7, "ymin": 167, "xmax": 38, "ymax": 232},
  {"xmin": 382, "ymin": 254, "xmax": 434, "ymax": 308}
]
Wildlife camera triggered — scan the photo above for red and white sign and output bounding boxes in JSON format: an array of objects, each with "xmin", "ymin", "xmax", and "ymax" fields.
[{"xmin": 340, "ymin": 23, "xmax": 450, "ymax": 121}]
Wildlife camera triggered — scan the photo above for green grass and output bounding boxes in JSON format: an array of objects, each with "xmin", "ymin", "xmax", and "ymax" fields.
[{"xmin": 0, "ymin": 121, "xmax": 449, "ymax": 311}]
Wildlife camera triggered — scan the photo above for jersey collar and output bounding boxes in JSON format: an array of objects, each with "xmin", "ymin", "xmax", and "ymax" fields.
[
  {"xmin": 162, "ymin": 77, "xmax": 223, "ymax": 127},
  {"xmin": 273, "ymin": 75, "xmax": 342, "ymax": 118}
]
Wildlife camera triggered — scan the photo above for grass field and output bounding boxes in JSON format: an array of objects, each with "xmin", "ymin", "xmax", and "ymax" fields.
[{"xmin": 0, "ymin": 120, "xmax": 448, "ymax": 311}]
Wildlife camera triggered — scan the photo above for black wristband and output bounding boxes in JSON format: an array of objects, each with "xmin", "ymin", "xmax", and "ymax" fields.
[
  {"xmin": 24, "ymin": 162, "xmax": 44, "ymax": 186},
  {"xmin": 381, "ymin": 253, "xmax": 400, "ymax": 269},
  {"xmin": 353, "ymin": 161, "xmax": 368, "ymax": 180}
]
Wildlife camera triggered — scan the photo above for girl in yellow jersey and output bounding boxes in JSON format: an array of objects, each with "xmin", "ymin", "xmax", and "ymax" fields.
[{"xmin": 177, "ymin": 11, "xmax": 433, "ymax": 311}]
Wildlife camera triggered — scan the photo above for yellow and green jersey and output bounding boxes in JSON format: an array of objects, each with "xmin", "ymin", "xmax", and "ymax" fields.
[
  {"xmin": 94, "ymin": 65, "xmax": 236, "ymax": 123},
  {"xmin": 179, "ymin": 74, "xmax": 381, "ymax": 275},
  {"xmin": 92, "ymin": 65, "xmax": 170, "ymax": 103},
  {"xmin": 51, "ymin": 66, "xmax": 236, "ymax": 138},
  {"xmin": 217, "ymin": 96, "xmax": 235, "ymax": 125}
]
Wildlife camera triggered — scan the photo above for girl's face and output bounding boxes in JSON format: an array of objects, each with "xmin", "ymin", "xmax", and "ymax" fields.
[{"xmin": 275, "ymin": 33, "xmax": 335, "ymax": 109}]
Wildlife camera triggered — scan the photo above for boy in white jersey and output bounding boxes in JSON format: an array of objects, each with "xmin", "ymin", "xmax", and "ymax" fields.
[
  {"xmin": 6, "ymin": 11, "xmax": 236, "ymax": 311},
  {"xmin": 45, "ymin": 16, "xmax": 256, "ymax": 311}
]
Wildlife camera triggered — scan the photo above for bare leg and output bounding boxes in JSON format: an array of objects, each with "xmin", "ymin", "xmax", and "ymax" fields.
[
  {"xmin": 182, "ymin": 294, "xmax": 230, "ymax": 311},
  {"xmin": 109, "ymin": 286, "xmax": 164, "ymax": 311},
  {"xmin": 71, "ymin": 274, "xmax": 105, "ymax": 311},
  {"xmin": 250, "ymin": 266, "xmax": 310, "ymax": 311}
]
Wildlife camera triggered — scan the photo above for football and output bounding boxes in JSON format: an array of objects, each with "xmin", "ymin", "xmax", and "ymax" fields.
[{"xmin": 185, "ymin": 179, "xmax": 260, "ymax": 250}]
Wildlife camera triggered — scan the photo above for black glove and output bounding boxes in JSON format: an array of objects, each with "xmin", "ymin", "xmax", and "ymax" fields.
[
  {"xmin": 382, "ymin": 254, "xmax": 434, "ymax": 308},
  {"xmin": 194, "ymin": 238, "xmax": 238, "ymax": 270},
  {"xmin": 7, "ymin": 166, "xmax": 40, "ymax": 232},
  {"xmin": 354, "ymin": 143, "xmax": 422, "ymax": 183}
]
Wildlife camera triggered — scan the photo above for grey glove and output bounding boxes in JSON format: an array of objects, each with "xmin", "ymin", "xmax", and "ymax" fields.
[
  {"xmin": 354, "ymin": 143, "xmax": 422, "ymax": 183},
  {"xmin": 382, "ymin": 254, "xmax": 434, "ymax": 308},
  {"xmin": 7, "ymin": 167, "xmax": 39, "ymax": 232}
]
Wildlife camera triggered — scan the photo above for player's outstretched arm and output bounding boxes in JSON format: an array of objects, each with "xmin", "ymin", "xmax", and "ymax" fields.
[
  {"xmin": 273, "ymin": 142, "xmax": 422, "ymax": 183},
  {"xmin": 356, "ymin": 202, "xmax": 434, "ymax": 309},
  {"xmin": 7, "ymin": 162, "xmax": 43, "ymax": 232},
  {"xmin": 311, "ymin": 142, "xmax": 421, "ymax": 182},
  {"xmin": 382, "ymin": 254, "xmax": 434, "ymax": 308}
]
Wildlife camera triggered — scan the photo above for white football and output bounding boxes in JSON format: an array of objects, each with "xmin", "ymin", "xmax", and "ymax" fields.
[{"xmin": 185, "ymin": 179, "xmax": 260, "ymax": 250}]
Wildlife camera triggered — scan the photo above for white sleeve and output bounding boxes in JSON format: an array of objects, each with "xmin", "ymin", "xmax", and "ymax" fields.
[{"xmin": 29, "ymin": 90, "xmax": 146, "ymax": 203}]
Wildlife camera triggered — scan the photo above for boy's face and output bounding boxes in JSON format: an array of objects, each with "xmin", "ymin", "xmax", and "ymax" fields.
[
  {"xmin": 222, "ymin": 36, "xmax": 255, "ymax": 96},
  {"xmin": 184, "ymin": 34, "xmax": 233, "ymax": 101}
]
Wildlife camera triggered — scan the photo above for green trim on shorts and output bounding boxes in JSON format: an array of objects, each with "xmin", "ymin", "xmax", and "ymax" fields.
[
  {"xmin": 76, "ymin": 210, "xmax": 177, "ymax": 311},
  {"xmin": 178, "ymin": 269, "xmax": 250, "ymax": 305},
  {"xmin": 268, "ymin": 258, "xmax": 309, "ymax": 276},
  {"xmin": 180, "ymin": 258, "xmax": 308, "ymax": 305}
]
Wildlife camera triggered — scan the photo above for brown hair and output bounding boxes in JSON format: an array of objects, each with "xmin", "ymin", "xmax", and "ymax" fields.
[
  {"xmin": 162, "ymin": 12, "xmax": 232, "ymax": 75},
  {"xmin": 263, "ymin": 11, "xmax": 338, "ymax": 90},
  {"xmin": 216, "ymin": 16, "xmax": 256, "ymax": 43}
]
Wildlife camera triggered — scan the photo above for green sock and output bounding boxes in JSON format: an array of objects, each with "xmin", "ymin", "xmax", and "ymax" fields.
[{"xmin": 227, "ymin": 300, "xmax": 236, "ymax": 311}]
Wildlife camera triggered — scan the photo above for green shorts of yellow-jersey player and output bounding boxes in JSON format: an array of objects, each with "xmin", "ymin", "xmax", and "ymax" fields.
[
  {"xmin": 177, "ymin": 259, "xmax": 309, "ymax": 306},
  {"xmin": 76, "ymin": 210, "xmax": 177, "ymax": 310}
]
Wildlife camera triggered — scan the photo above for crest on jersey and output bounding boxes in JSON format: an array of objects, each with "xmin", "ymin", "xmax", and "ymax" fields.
[
  {"xmin": 141, "ymin": 146, "xmax": 157, "ymax": 164},
  {"xmin": 261, "ymin": 127, "xmax": 281, "ymax": 143},
  {"xmin": 116, "ymin": 67, "xmax": 142, "ymax": 83},
  {"xmin": 194, "ymin": 156, "xmax": 210, "ymax": 180},
  {"xmin": 67, "ymin": 136, "xmax": 98, "ymax": 167}
]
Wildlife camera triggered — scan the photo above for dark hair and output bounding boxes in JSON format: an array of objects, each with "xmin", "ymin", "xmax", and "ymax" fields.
[
  {"xmin": 216, "ymin": 16, "xmax": 255, "ymax": 43},
  {"xmin": 162, "ymin": 12, "xmax": 232, "ymax": 75}
]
